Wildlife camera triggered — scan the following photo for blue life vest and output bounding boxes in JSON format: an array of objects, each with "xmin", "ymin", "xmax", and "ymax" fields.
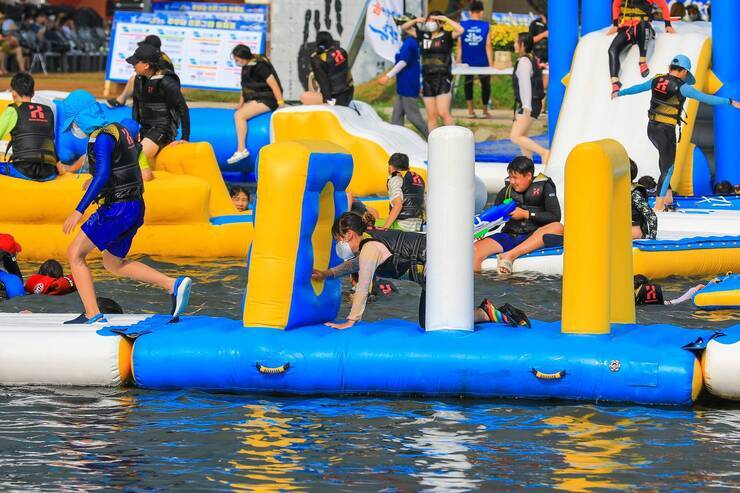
[
  {"xmin": 0, "ymin": 270, "xmax": 25, "ymax": 299},
  {"xmin": 460, "ymin": 19, "xmax": 489, "ymax": 67}
]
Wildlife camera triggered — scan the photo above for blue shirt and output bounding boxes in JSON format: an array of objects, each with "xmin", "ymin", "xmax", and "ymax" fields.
[
  {"xmin": 395, "ymin": 36, "xmax": 421, "ymax": 98},
  {"xmin": 460, "ymin": 19, "xmax": 489, "ymax": 67},
  {"xmin": 619, "ymin": 79, "xmax": 732, "ymax": 106}
]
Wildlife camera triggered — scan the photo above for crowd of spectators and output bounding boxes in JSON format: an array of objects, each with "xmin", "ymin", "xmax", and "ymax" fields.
[{"xmin": 0, "ymin": 2, "xmax": 109, "ymax": 75}]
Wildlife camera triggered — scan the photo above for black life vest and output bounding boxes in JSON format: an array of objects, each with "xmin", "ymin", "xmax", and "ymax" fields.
[
  {"xmin": 417, "ymin": 29, "xmax": 453, "ymax": 76},
  {"xmin": 313, "ymin": 47, "xmax": 353, "ymax": 96},
  {"xmin": 133, "ymin": 70, "xmax": 181, "ymax": 136},
  {"xmin": 530, "ymin": 18, "xmax": 548, "ymax": 56},
  {"xmin": 7, "ymin": 102, "xmax": 57, "ymax": 167},
  {"xmin": 512, "ymin": 53, "xmax": 545, "ymax": 107},
  {"xmin": 501, "ymin": 173, "xmax": 554, "ymax": 236},
  {"xmin": 619, "ymin": 0, "xmax": 654, "ymax": 23},
  {"xmin": 359, "ymin": 229, "xmax": 426, "ymax": 284},
  {"xmin": 241, "ymin": 56, "xmax": 282, "ymax": 102},
  {"xmin": 86, "ymin": 123, "xmax": 143, "ymax": 203},
  {"xmin": 631, "ymin": 183, "xmax": 649, "ymax": 225},
  {"xmin": 635, "ymin": 283, "xmax": 664, "ymax": 305},
  {"xmin": 389, "ymin": 170, "xmax": 425, "ymax": 221},
  {"xmin": 649, "ymin": 74, "xmax": 686, "ymax": 126}
]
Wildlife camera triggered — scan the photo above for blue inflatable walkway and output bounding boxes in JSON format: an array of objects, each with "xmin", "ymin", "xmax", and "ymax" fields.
[{"xmin": 475, "ymin": 135, "xmax": 548, "ymax": 164}]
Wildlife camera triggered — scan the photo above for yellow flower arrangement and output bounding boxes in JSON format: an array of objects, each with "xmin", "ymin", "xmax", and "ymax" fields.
[{"xmin": 490, "ymin": 24, "xmax": 529, "ymax": 51}]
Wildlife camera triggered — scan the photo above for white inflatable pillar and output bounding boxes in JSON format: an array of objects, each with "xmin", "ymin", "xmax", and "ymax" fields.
[{"xmin": 425, "ymin": 126, "xmax": 475, "ymax": 331}]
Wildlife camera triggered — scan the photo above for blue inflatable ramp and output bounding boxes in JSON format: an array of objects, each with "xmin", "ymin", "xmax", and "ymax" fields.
[
  {"xmin": 123, "ymin": 315, "xmax": 725, "ymax": 405},
  {"xmin": 475, "ymin": 135, "xmax": 548, "ymax": 163}
]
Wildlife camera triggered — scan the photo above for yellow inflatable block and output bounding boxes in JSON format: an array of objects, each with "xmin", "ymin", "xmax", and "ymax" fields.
[{"xmin": 1, "ymin": 142, "xmax": 251, "ymax": 260}]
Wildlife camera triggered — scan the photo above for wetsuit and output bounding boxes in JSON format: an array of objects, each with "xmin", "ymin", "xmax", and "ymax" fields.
[
  {"xmin": 241, "ymin": 56, "xmax": 282, "ymax": 111},
  {"xmin": 513, "ymin": 53, "xmax": 545, "ymax": 118},
  {"xmin": 0, "ymin": 102, "xmax": 57, "ymax": 181},
  {"xmin": 77, "ymin": 123, "xmax": 145, "ymax": 258},
  {"xmin": 631, "ymin": 183, "xmax": 657, "ymax": 238},
  {"xmin": 330, "ymin": 228, "xmax": 428, "ymax": 326},
  {"xmin": 418, "ymin": 29, "xmax": 454, "ymax": 97},
  {"xmin": 387, "ymin": 170, "xmax": 425, "ymax": 232},
  {"xmin": 310, "ymin": 46, "xmax": 354, "ymax": 106},
  {"xmin": 529, "ymin": 16, "xmax": 548, "ymax": 65},
  {"xmin": 619, "ymin": 75, "xmax": 734, "ymax": 197},
  {"xmin": 460, "ymin": 19, "xmax": 491, "ymax": 106},
  {"xmin": 609, "ymin": 0, "xmax": 671, "ymax": 79},
  {"xmin": 132, "ymin": 70, "xmax": 190, "ymax": 149},
  {"xmin": 486, "ymin": 174, "xmax": 560, "ymax": 251}
]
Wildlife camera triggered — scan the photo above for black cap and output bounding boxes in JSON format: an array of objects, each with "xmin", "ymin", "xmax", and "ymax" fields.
[
  {"xmin": 138, "ymin": 34, "xmax": 162, "ymax": 49},
  {"xmin": 126, "ymin": 44, "xmax": 160, "ymax": 65}
]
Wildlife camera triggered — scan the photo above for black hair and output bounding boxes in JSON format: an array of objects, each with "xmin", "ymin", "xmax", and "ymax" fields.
[
  {"xmin": 97, "ymin": 297, "xmax": 123, "ymax": 314},
  {"xmin": 428, "ymin": 10, "xmax": 443, "ymax": 17},
  {"xmin": 469, "ymin": 1, "xmax": 484, "ymax": 12},
  {"xmin": 629, "ymin": 159, "xmax": 638, "ymax": 181},
  {"xmin": 637, "ymin": 175, "xmax": 657, "ymax": 192},
  {"xmin": 38, "ymin": 259, "xmax": 63, "ymax": 279},
  {"xmin": 331, "ymin": 211, "xmax": 375, "ymax": 239},
  {"xmin": 388, "ymin": 152, "xmax": 409, "ymax": 171},
  {"xmin": 669, "ymin": 64, "xmax": 685, "ymax": 73},
  {"xmin": 714, "ymin": 180, "xmax": 733, "ymax": 195},
  {"xmin": 633, "ymin": 274, "xmax": 650, "ymax": 289},
  {"xmin": 231, "ymin": 44, "xmax": 252, "ymax": 61},
  {"xmin": 10, "ymin": 72, "xmax": 34, "ymax": 98},
  {"xmin": 229, "ymin": 185, "xmax": 251, "ymax": 200},
  {"xmin": 507, "ymin": 156, "xmax": 535, "ymax": 176},
  {"xmin": 517, "ymin": 32, "xmax": 534, "ymax": 53},
  {"xmin": 316, "ymin": 31, "xmax": 334, "ymax": 50}
]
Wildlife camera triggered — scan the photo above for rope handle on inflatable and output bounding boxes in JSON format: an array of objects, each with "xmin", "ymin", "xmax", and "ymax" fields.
[
  {"xmin": 256, "ymin": 362, "xmax": 291, "ymax": 375},
  {"xmin": 531, "ymin": 368, "xmax": 566, "ymax": 380}
]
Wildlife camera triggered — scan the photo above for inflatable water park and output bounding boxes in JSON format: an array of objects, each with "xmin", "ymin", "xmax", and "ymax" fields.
[{"xmin": 0, "ymin": 0, "xmax": 738, "ymax": 410}]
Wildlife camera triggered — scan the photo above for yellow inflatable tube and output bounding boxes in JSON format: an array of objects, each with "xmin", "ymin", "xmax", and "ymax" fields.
[{"xmin": 1, "ymin": 142, "xmax": 252, "ymax": 260}]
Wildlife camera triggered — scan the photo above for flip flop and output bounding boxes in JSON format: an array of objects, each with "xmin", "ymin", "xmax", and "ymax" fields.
[{"xmin": 497, "ymin": 255, "xmax": 513, "ymax": 275}]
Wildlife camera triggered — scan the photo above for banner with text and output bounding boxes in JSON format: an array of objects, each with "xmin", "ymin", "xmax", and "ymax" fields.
[
  {"xmin": 152, "ymin": 2, "xmax": 268, "ymax": 22},
  {"xmin": 364, "ymin": 0, "xmax": 403, "ymax": 63}
]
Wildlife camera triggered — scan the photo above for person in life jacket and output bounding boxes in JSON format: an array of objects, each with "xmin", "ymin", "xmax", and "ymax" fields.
[
  {"xmin": 59, "ymin": 90, "xmax": 192, "ymax": 325},
  {"xmin": 381, "ymin": 152, "xmax": 425, "ymax": 232},
  {"xmin": 457, "ymin": 1, "xmax": 493, "ymax": 119},
  {"xmin": 23, "ymin": 259, "xmax": 76, "ymax": 296},
  {"xmin": 377, "ymin": 13, "xmax": 429, "ymax": 138},
  {"xmin": 400, "ymin": 11, "xmax": 464, "ymax": 131},
  {"xmin": 0, "ymin": 73, "xmax": 58, "ymax": 182},
  {"xmin": 312, "ymin": 211, "xmax": 531, "ymax": 330},
  {"xmin": 528, "ymin": 11, "xmax": 549, "ymax": 100},
  {"xmin": 633, "ymin": 274, "xmax": 705, "ymax": 306},
  {"xmin": 511, "ymin": 32, "xmax": 549, "ymax": 164},
  {"xmin": 108, "ymin": 35, "xmax": 175, "ymax": 109},
  {"xmin": 0, "ymin": 233, "xmax": 24, "ymax": 300},
  {"xmin": 617, "ymin": 55, "xmax": 740, "ymax": 211},
  {"xmin": 474, "ymin": 156, "xmax": 563, "ymax": 274},
  {"xmin": 226, "ymin": 44, "xmax": 284, "ymax": 165},
  {"xmin": 629, "ymin": 159, "xmax": 657, "ymax": 239},
  {"xmin": 128, "ymin": 43, "xmax": 190, "ymax": 182},
  {"xmin": 608, "ymin": 0, "xmax": 674, "ymax": 98},
  {"xmin": 300, "ymin": 31, "xmax": 354, "ymax": 107}
]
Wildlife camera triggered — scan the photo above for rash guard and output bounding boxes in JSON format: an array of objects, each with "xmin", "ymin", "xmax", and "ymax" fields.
[
  {"xmin": 619, "ymin": 79, "xmax": 733, "ymax": 106},
  {"xmin": 0, "ymin": 106, "xmax": 18, "ymax": 139},
  {"xmin": 75, "ymin": 133, "xmax": 114, "ymax": 213}
]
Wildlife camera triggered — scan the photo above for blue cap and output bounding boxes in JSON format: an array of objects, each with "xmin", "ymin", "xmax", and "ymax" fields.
[
  {"xmin": 670, "ymin": 54, "xmax": 696, "ymax": 85},
  {"xmin": 61, "ymin": 90, "xmax": 108, "ymax": 135}
]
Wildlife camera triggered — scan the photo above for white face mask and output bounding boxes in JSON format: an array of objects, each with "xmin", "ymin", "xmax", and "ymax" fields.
[
  {"xmin": 70, "ymin": 123, "xmax": 87, "ymax": 139},
  {"xmin": 335, "ymin": 240, "xmax": 355, "ymax": 261},
  {"xmin": 424, "ymin": 21, "xmax": 439, "ymax": 32}
]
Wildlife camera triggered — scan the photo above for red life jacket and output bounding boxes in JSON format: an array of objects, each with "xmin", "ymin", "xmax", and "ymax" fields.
[{"xmin": 24, "ymin": 274, "xmax": 76, "ymax": 296}]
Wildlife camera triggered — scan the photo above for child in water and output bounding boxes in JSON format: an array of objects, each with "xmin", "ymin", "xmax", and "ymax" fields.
[
  {"xmin": 634, "ymin": 275, "xmax": 704, "ymax": 306},
  {"xmin": 230, "ymin": 185, "xmax": 251, "ymax": 212}
]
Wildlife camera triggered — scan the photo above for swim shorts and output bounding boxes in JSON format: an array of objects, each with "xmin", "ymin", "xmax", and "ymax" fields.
[
  {"xmin": 140, "ymin": 125, "xmax": 175, "ymax": 151},
  {"xmin": 244, "ymin": 96, "xmax": 278, "ymax": 111},
  {"xmin": 422, "ymin": 73, "xmax": 452, "ymax": 97},
  {"xmin": 82, "ymin": 200, "xmax": 145, "ymax": 258},
  {"xmin": 485, "ymin": 232, "xmax": 530, "ymax": 252}
]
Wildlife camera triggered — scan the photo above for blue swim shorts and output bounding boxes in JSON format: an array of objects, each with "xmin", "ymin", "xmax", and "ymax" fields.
[
  {"xmin": 485, "ymin": 232, "xmax": 530, "ymax": 252},
  {"xmin": 81, "ymin": 200, "xmax": 145, "ymax": 258}
]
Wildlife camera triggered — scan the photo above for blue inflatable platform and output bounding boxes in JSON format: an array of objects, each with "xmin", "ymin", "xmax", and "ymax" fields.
[
  {"xmin": 475, "ymin": 135, "xmax": 548, "ymax": 164},
  {"xmin": 109, "ymin": 315, "xmax": 731, "ymax": 406}
]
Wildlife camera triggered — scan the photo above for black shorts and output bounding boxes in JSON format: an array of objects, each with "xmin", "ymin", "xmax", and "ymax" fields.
[
  {"xmin": 516, "ymin": 98, "xmax": 543, "ymax": 119},
  {"xmin": 422, "ymin": 73, "xmax": 452, "ymax": 97},
  {"xmin": 245, "ymin": 96, "xmax": 278, "ymax": 111},
  {"xmin": 332, "ymin": 88, "xmax": 354, "ymax": 107},
  {"xmin": 140, "ymin": 126, "xmax": 175, "ymax": 151}
]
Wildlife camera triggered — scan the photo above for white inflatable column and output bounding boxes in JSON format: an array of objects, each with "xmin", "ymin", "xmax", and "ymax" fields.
[{"xmin": 425, "ymin": 126, "xmax": 475, "ymax": 331}]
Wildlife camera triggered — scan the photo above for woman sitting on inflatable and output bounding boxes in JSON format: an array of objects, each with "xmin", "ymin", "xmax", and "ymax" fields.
[{"xmin": 313, "ymin": 212, "xmax": 530, "ymax": 330}]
